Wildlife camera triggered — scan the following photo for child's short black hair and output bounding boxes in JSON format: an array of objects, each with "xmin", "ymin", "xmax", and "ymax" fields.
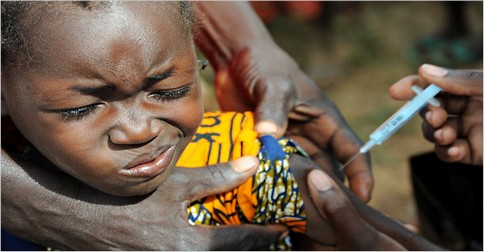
[{"xmin": 1, "ymin": 1, "xmax": 195, "ymax": 71}]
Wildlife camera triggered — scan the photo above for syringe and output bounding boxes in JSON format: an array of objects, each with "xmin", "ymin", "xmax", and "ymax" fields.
[{"xmin": 339, "ymin": 84, "xmax": 443, "ymax": 171}]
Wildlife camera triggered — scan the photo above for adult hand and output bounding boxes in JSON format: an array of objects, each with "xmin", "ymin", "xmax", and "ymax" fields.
[
  {"xmin": 195, "ymin": 1, "xmax": 373, "ymax": 202},
  {"xmin": 1, "ymin": 151, "xmax": 287, "ymax": 250},
  {"xmin": 302, "ymin": 169, "xmax": 442, "ymax": 251},
  {"xmin": 389, "ymin": 64, "xmax": 482, "ymax": 165},
  {"xmin": 221, "ymin": 43, "xmax": 373, "ymax": 202}
]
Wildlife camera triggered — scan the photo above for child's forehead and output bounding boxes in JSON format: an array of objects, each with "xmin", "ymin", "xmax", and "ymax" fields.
[
  {"xmin": 2, "ymin": 2, "xmax": 191, "ymax": 67},
  {"xmin": 24, "ymin": 2, "xmax": 189, "ymax": 63},
  {"xmin": 26, "ymin": 1, "xmax": 179, "ymax": 13},
  {"xmin": 21, "ymin": 2, "xmax": 184, "ymax": 34},
  {"xmin": 3, "ymin": 1, "xmax": 196, "ymax": 88},
  {"xmin": 33, "ymin": 2, "xmax": 181, "ymax": 22}
]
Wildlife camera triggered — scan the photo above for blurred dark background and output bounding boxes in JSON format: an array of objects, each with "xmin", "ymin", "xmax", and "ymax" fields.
[{"xmin": 200, "ymin": 1, "xmax": 483, "ymax": 250}]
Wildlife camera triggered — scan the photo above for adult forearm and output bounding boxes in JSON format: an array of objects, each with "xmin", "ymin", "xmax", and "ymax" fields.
[
  {"xmin": 1, "ymin": 149, "xmax": 174, "ymax": 250},
  {"xmin": 1, "ymin": 149, "xmax": 92, "ymax": 249},
  {"xmin": 193, "ymin": 1, "xmax": 276, "ymax": 70},
  {"xmin": 1, "ymin": 149, "xmax": 286, "ymax": 250}
]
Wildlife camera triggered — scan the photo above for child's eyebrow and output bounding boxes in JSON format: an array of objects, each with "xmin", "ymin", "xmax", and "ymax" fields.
[
  {"xmin": 144, "ymin": 67, "xmax": 175, "ymax": 88},
  {"xmin": 70, "ymin": 84, "xmax": 115, "ymax": 96},
  {"xmin": 68, "ymin": 68, "xmax": 176, "ymax": 95}
]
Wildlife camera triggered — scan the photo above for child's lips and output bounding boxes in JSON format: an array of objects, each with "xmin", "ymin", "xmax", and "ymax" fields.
[{"xmin": 119, "ymin": 146, "xmax": 175, "ymax": 178}]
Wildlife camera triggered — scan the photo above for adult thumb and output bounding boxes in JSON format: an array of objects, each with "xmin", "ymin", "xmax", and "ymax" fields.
[
  {"xmin": 173, "ymin": 156, "xmax": 260, "ymax": 201},
  {"xmin": 419, "ymin": 64, "xmax": 483, "ymax": 96}
]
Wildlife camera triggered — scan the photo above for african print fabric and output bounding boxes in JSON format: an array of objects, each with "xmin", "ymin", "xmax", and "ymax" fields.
[{"xmin": 176, "ymin": 111, "xmax": 308, "ymax": 250}]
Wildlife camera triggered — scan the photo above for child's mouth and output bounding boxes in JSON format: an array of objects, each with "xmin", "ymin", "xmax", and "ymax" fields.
[{"xmin": 118, "ymin": 146, "xmax": 176, "ymax": 178}]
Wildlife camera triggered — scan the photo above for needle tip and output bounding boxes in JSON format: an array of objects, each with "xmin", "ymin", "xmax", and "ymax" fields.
[{"xmin": 338, "ymin": 152, "xmax": 362, "ymax": 171}]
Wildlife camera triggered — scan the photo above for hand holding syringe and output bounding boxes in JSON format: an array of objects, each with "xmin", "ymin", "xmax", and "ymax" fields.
[{"xmin": 340, "ymin": 84, "xmax": 443, "ymax": 170}]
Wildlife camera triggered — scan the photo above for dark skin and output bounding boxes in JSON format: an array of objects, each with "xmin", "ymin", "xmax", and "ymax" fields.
[
  {"xmin": 304, "ymin": 167, "xmax": 443, "ymax": 251},
  {"xmin": 2, "ymin": 149, "xmax": 288, "ymax": 250},
  {"xmin": 1, "ymin": 1, "xmax": 339, "ymax": 249},
  {"xmin": 2, "ymin": 2, "xmax": 203, "ymax": 197},
  {"xmin": 297, "ymin": 64, "xmax": 481, "ymax": 250},
  {"xmin": 194, "ymin": 1, "xmax": 373, "ymax": 202},
  {"xmin": 1, "ymin": 2, "xmax": 458, "ymax": 251},
  {"xmin": 3, "ymin": 146, "xmax": 441, "ymax": 250},
  {"xmin": 389, "ymin": 64, "xmax": 482, "ymax": 165},
  {"xmin": 1, "ymin": 1, "xmax": 374, "ymax": 249},
  {"xmin": 1, "ymin": 2, "xmax": 287, "ymax": 249},
  {"xmin": 1, "ymin": 3, "xmax": 374, "ymax": 246}
]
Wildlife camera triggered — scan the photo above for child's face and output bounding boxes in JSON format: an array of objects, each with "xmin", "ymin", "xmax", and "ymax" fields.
[{"xmin": 2, "ymin": 2, "xmax": 203, "ymax": 196}]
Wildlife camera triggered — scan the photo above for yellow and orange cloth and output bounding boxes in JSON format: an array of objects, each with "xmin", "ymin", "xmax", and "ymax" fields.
[{"xmin": 177, "ymin": 111, "xmax": 308, "ymax": 249}]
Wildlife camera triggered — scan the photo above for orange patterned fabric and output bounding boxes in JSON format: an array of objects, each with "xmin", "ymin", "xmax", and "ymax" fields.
[{"xmin": 177, "ymin": 111, "xmax": 307, "ymax": 241}]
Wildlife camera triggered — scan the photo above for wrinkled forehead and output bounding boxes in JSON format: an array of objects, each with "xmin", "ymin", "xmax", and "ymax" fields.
[
  {"xmin": 19, "ymin": 1, "xmax": 191, "ymax": 72},
  {"xmin": 23, "ymin": 1, "xmax": 186, "ymax": 30}
]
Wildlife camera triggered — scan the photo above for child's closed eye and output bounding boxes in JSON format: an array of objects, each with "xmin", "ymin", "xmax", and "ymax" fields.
[
  {"xmin": 51, "ymin": 84, "xmax": 192, "ymax": 122},
  {"xmin": 149, "ymin": 84, "xmax": 192, "ymax": 102},
  {"xmin": 57, "ymin": 104, "xmax": 102, "ymax": 121}
]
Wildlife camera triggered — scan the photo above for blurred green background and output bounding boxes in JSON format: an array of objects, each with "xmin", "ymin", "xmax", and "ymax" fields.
[{"xmin": 200, "ymin": 1, "xmax": 483, "ymax": 228}]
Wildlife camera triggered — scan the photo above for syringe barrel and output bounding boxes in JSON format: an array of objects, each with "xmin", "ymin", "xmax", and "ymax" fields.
[{"xmin": 369, "ymin": 84, "xmax": 442, "ymax": 145}]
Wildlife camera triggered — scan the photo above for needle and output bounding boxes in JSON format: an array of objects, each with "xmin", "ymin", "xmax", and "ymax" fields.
[
  {"xmin": 338, "ymin": 152, "xmax": 362, "ymax": 171},
  {"xmin": 338, "ymin": 84, "xmax": 443, "ymax": 172}
]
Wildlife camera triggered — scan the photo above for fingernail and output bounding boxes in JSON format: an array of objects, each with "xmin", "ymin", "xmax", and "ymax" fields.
[
  {"xmin": 422, "ymin": 64, "xmax": 448, "ymax": 77},
  {"xmin": 232, "ymin": 156, "xmax": 259, "ymax": 173},
  {"xmin": 448, "ymin": 146, "xmax": 460, "ymax": 157},
  {"xmin": 309, "ymin": 170, "xmax": 332, "ymax": 192},
  {"xmin": 434, "ymin": 129, "xmax": 443, "ymax": 140},
  {"xmin": 254, "ymin": 121, "xmax": 279, "ymax": 137}
]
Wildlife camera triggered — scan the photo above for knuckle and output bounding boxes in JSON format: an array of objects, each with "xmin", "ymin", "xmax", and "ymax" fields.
[
  {"xmin": 463, "ymin": 70, "xmax": 483, "ymax": 81},
  {"xmin": 264, "ymin": 76, "xmax": 296, "ymax": 96},
  {"xmin": 325, "ymin": 193, "xmax": 353, "ymax": 218}
]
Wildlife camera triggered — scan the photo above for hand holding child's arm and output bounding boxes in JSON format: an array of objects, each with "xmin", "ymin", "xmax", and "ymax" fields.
[
  {"xmin": 305, "ymin": 169, "xmax": 443, "ymax": 250},
  {"xmin": 194, "ymin": 1, "xmax": 373, "ymax": 202},
  {"xmin": 389, "ymin": 64, "xmax": 482, "ymax": 165},
  {"xmin": 1, "ymin": 151, "xmax": 287, "ymax": 250}
]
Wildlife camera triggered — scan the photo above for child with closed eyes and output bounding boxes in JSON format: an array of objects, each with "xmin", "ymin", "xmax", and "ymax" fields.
[{"xmin": 1, "ymin": 1, "xmax": 334, "ymax": 250}]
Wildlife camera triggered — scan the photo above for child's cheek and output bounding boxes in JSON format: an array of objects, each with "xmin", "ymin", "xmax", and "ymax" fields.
[{"xmin": 176, "ymin": 91, "xmax": 204, "ymax": 140}]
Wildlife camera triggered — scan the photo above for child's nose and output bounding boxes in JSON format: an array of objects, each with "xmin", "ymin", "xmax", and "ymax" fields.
[{"xmin": 108, "ymin": 115, "xmax": 163, "ymax": 146}]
